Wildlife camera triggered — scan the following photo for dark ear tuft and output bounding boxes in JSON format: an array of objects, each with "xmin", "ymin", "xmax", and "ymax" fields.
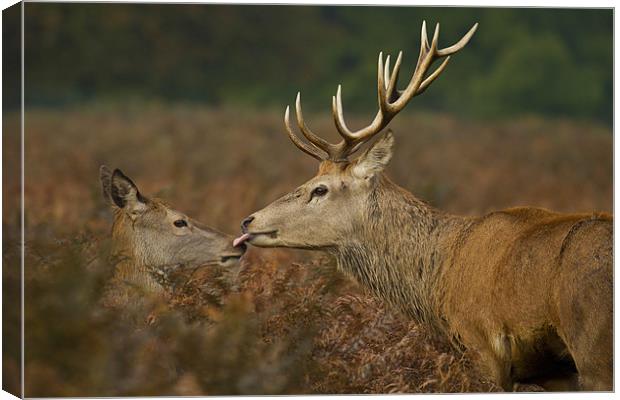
[
  {"xmin": 110, "ymin": 169, "xmax": 146, "ymax": 209},
  {"xmin": 99, "ymin": 165, "xmax": 114, "ymax": 204}
]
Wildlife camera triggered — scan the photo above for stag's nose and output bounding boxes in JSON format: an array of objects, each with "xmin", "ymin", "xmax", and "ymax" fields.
[{"xmin": 241, "ymin": 215, "xmax": 254, "ymax": 232}]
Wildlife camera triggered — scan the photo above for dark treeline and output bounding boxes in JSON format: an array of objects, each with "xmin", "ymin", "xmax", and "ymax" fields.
[{"xmin": 19, "ymin": 4, "xmax": 612, "ymax": 124}]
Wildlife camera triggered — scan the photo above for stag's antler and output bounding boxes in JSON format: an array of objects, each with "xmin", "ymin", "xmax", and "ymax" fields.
[{"xmin": 284, "ymin": 21, "xmax": 478, "ymax": 162}]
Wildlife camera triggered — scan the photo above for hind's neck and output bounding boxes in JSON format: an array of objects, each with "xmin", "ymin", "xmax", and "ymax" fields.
[{"xmin": 107, "ymin": 213, "xmax": 163, "ymax": 303}]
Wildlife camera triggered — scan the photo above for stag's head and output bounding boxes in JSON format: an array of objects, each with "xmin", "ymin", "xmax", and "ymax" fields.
[
  {"xmin": 236, "ymin": 22, "xmax": 477, "ymax": 249},
  {"xmin": 100, "ymin": 166, "xmax": 245, "ymax": 270}
]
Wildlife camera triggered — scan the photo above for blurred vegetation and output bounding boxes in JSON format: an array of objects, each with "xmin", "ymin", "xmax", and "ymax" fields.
[
  {"xmin": 13, "ymin": 5, "xmax": 612, "ymax": 124},
  {"xmin": 3, "ymin": 104, "xmax": 612, "ymax": 394},
  {"xmin": 4, "ymin": 6, "xmax": 613, "ymax": 391},
  {"xmin": 3, "ymin": 4, "xmax": 22, "ymax": 396},
  {"xmin": 12, "ymin": 207, "xmax": 496, "ymax": 395}
]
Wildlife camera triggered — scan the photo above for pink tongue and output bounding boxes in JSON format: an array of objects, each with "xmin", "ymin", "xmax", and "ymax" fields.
[{"xmin": 233, "ymin": 233, "xmax": 251, "ymax": 247}]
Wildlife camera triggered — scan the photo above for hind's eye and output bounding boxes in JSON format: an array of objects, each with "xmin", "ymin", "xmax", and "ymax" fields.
[{"xmin": 173, "ymin": 219, "xmax": 188, "ymax": 228}]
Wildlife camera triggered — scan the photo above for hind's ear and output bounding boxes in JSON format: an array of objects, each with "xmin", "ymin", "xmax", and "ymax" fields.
[
  {"xmin": 99, "ymin": 165, "xmax": 114, "ymax": 205},
  {"xmin": 103, "ymin": 167, "xmax": 148, "ymax": 214}
]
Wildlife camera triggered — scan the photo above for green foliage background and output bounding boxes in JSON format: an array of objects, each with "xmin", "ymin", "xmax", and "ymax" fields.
[{"xmin": 18, "ymin": 4, "xmax": 612, "ymax": 123}]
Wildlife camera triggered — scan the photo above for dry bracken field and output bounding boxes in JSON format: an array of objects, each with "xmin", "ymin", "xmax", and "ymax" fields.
[{"xmin": 3, "ymin": 103, "xmax": 612, "ymax": 395}]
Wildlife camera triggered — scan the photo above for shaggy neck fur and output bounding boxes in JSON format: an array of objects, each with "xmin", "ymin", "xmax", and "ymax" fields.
[{"xmin": 332, "ymin": 174, "xmax": 466, "ymax": 332}]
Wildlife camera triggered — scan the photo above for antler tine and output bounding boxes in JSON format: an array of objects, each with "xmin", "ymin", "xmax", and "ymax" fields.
[
  {"xmin": 285, "ymin": 21, "xmax": 477, "ymax": 163},
  {"xmin": 421, "ymin": 20, "xmax": 430, "ymax": 48},
  {"xmin": 383, "ymin": 54, "xmax": 391, "ymax": 90},
  {"xmin": 332, "ymin": 84, "xmax": 352, "ymax": 138},
  {"xmin": 284, "ymin": 106, "xmax": 326, "ymax": 161},
  {"xmin": 334, "ymin": 83, "xmax": 386, "ymax": 141},
  {"xmin": 437, "ymin": 23, "xmax": 478, "ymax": 57},
  {"xmin": 389, "ymin": 21, "xmax": 477, "ymax": 112},
  {"xmin": 377, "ymin": 51, "xmax": 388, "ymax": 112},
  {"xmin": 416, "ymin": 56, "xmax": 451, "ymax": 96},
  {"xmin": 331, "ymin": 84, "xmax": 387, "ymax": 161},
  {"xmin": 333, "ymin": 22, "xmax": 477, "ymax": 158},
  {"xmin": 295, "ymin": 92, "xmax": 333, "ymax": 152},
  {"xmin": 386, "ymin": 51, "xmax": 402, "ymax": 102},
  {"xmin": 417, "ymin": 20, "xmax": 430, "ymax": 67},
  {"xmin": 332, "ymin": 82, "xmax": 382, "ymax": 140},
  {"xmin": 431, "ymin": 22, "xmax": 440, "ymax": 49}
]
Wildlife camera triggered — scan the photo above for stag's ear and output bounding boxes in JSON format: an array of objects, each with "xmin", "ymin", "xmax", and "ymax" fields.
[
  {"xmin": 352, "ymin": 130, "xmax": 394, "ymax": 179},
  {"xmin": 108, "ymin": 168, "xmax": 148, "ymax": 214}
]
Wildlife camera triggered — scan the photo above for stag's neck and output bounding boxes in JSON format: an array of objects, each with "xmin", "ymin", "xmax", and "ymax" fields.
[{"xmin": 333, "ymin": 175, "xmax": 466, "ymax": 331}]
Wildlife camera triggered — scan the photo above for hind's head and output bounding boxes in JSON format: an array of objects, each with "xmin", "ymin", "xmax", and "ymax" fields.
[{"xmin": 100, "ymin": 166, "xmax": 245, "ymax": 282}]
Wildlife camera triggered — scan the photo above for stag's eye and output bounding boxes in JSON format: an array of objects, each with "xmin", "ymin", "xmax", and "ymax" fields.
[
  {"xmin": 173, "ymin": 219, "xmax": 188, "ymax": 228},
  {"xmin": 311, "ymin": 185, "xmax": 328, "ymax": 198}
]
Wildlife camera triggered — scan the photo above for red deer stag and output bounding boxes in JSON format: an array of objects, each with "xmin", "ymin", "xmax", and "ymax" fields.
[
  {"xmin": 100, "ymin": 166, "xmax": 245, "ymax": 305},
  {"xmin": 235, "ymin": 22, "xmax": 612, "ymax": 391}
]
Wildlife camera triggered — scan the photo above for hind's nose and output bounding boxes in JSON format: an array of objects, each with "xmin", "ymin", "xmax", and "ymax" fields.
[{"xmin": 241, "ymin": 215, "xmax": 254, "ymax": 232}]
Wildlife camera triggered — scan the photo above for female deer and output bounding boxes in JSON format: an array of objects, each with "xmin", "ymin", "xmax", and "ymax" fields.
[{"xmin": 100, "ymin": 166, "xmax": 245, "ymax": 305}]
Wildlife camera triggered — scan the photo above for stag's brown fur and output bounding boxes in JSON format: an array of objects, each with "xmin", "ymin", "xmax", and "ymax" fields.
[
  {"xmin": 239, "ymin": 21, "xmax": 612, "ymax": 391},
  {"xmin": 242, "ymin": 134, "xmax": 612, "ymax": 391},
  {"xmin": 440, "ymin": 207, "xmax": 612, "ymax": 390},
  {"xmin": 338, "ymin": 171, "xmax": 612, "ymax": 390}
]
